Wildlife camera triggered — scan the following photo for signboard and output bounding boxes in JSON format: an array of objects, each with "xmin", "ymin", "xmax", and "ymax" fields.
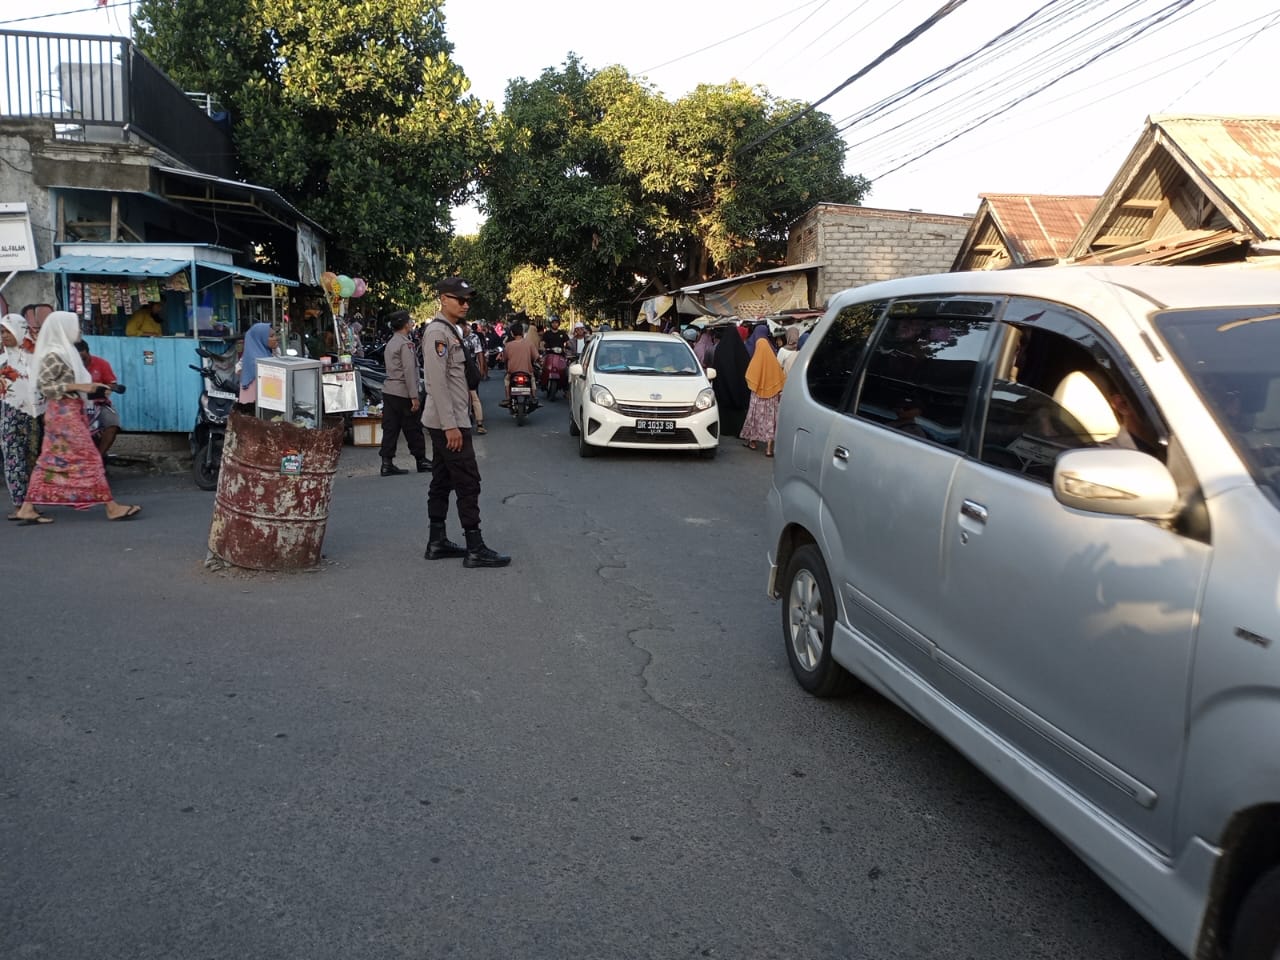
[
  {"xmin": 257, "ymin": 364, "xmax": 287, "ymax": 412},
  {"xmin": 0, "ymin": 203, "xmax": 38, "ymax": 272}
]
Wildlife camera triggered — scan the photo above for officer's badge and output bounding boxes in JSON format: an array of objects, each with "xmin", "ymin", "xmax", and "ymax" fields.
[{"xmin": 434, "ymin": 340, "xmax": 448, "ymax": 358}]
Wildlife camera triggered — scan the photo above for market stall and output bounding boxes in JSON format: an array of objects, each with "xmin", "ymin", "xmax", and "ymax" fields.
[{"xmin": 39, "ymin": 242, "xmax": 298, "ymax": 432}]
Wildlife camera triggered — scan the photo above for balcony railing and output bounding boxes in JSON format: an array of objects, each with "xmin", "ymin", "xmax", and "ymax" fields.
[{"xmin": 0, "ymin": 28, "xmax": 235, "ymax": 179}]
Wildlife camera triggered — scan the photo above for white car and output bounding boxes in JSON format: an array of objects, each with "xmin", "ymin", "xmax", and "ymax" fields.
[{"xmin": 568, "ymin": 330, "xmax": 719, "ymax": 458}]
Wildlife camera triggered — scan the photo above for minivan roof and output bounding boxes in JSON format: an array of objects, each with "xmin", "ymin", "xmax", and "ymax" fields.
[{"xmin": 830, "ymin": 266, "xmax": 1280, "ymax": 312}]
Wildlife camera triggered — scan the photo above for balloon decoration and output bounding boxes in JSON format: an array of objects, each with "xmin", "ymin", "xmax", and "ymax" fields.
[
  {"xmin": 352, "ymin": 277, "xmax": 367, "ymax": 298},
  {"xmin": 337, "ymin": 274, "xmax": 355, "ymax": 298},
  {"xmin": 320, "ymin": 271, "xmax": 338, "ymax": 296}
]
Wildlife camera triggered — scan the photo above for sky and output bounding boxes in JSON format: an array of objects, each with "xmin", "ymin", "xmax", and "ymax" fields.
[{"xmin": 8, "ymin": 0, "xmax": 1280, "ymax": 233}]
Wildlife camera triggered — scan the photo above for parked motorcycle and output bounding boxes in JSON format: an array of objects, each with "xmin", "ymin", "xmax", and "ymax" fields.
[
  {"xmin": 508, "ymin": 369, "xmax": 540, "ymax": 426},
  {"xmin": 540, "ymin": 347, "xmax": 569, "ymax": 402},
  {"xmin": 189, "ymin": 345, "xmax": 239, "ymax": 490}
]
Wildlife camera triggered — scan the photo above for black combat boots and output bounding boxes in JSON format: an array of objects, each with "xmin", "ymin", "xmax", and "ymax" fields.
[
  {"xmin": 424, "ymin": 521, "xmax": 467, "ymax": 560},
  {"xmin": 463, "ymin": 528, "xmax": 511, "ymax": 568},
  {"xmin": 380, "ymin": 458, "xmax": 407, "ymax": 476}
]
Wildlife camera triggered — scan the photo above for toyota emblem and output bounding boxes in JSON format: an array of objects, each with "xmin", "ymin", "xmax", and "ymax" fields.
[{"xmin": 649, "ymin": 393, "xmax": 662, "ymax": 400}]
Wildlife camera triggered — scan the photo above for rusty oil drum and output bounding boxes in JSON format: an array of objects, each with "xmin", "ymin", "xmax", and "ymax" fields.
[{"xmin": 208, "ymin": 411, "xmax": 345, "ymax": 571}]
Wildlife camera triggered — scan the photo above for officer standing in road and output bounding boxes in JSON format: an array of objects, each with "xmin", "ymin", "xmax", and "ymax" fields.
[
  {"xmin": 378, "ymin": 309, "xmax": 431, "ymax": 476},
  {"xmin": 420, "ymin": 277, "xmax": 510, "ymax": 568}
]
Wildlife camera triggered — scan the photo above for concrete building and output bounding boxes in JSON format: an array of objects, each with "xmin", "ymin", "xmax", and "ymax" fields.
[{"xmin": 786, "ymin": 203, "xmax": 971, "ymax": 306}]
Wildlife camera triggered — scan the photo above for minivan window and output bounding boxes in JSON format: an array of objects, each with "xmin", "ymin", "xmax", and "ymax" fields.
[
  {"xmin": 854, "ymin": 304, "xmax": 995, "ymax": 449},
  {"xmin": 805, "ymin": 299, "xmax": 886, "ymax": 410},
  {"xmin": 980, "ymin": 325, "xmax": 1160, "ymax": 482},
  {"xmin": 1156, "ymin": 304, "xmax": 1280, "ymax": 502}
]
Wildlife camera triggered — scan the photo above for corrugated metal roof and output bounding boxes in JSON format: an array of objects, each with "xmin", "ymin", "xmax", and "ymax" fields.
[
  {"xmin": 983, "ymin": 194, "xmax": 1099, "ymax": 262},
  {"xmin": 41, "ymin": 255, "xmax": 297, "ymax": 286},
  {"xmin": 674, "ymin": 262, "xmax": 822, "ymax": 295},
  {"xmin": 1155, "ymin": 116, "xmax": 1280, "ymax": 238},
  {"xmin": 40, "ymin": 254, "xmax": 190, "ymax": 277},
  {"xmin": 194, "ymin": 261, "xmax": 297, "ymax": 287}
]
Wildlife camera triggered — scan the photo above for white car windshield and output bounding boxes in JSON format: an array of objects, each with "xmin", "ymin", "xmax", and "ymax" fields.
[
  {"xmin": 1157, "ymin": 304, "xmax": 1280, "ymax": 501},
  {"xmin": 593, "ymin": 339, "xmax": 701, "ymax": 375}
]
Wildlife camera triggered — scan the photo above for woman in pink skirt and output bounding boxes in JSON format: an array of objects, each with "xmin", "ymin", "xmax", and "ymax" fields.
[
  {"xmin": 13, "ymin": 311, "xmax": 141, "ymax": 524},
  {"xmin": 739, "ymin": 333, "xmax": 786, "ymax": 457}
]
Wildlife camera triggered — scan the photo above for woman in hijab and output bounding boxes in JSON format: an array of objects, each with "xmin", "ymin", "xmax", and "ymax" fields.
[
  {"xmin": 776, "ymin": 325, "xmax": 802, "ymax": 375},
  {"xmin": 0, "ymin": 313, "xmax": 44, "ymax": 520},
  {"xmin": 709, "ymin": 325, "xmax": 751, "ymax": 437},
  {"xmin": 740, "ymin": 333, "xmax": 786, "ymax": 457},
  {"xmin": 238, "ymin": 322, "xmax": 279, "ymax": 407},
  {"xmin": 14, "ymin": 312, "xmax": 140, "ymax": 523},
  {"xmin": 692, "ymin": 326, "xmax": 715, "ymax": 368},
  {"xmin": 745, "ymin": 320, "xmax": 772, "ymax": 359}
]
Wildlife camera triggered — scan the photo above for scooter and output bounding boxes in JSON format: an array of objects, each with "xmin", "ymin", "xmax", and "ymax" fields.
[
  {"xmin": 508, "ymin": 369, "xmax": 540, "ymax": 426},
  {"xmin": 540, "ymin": 347, "xmax": 569, "ymax": 402},
  {"xmin": 189, "ymin": 345, "xmax": 239, "ymax": 490}
]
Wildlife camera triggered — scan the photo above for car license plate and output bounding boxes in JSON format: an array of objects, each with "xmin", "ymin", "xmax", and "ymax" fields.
[
  {"xmin": 636, "ymin": 419, "xmax": 675, "ymax": 434},
  {"xmin": 511, "ymin": 385, "xmax": 532, "ymax": 395}
]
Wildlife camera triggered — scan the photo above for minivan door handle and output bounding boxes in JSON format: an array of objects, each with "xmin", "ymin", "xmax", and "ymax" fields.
[
  {"xmin": 960, "ymin": 499, "xmax": 988, "ymax": 524},
  {"xmin": 833, "ymin": 446, "xmax": 850, "ymax": 462}
]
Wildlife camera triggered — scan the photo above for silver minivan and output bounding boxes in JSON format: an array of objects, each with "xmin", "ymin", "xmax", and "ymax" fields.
[{"xmin": 764, "ymin": 266, "xmax": 1280, "ymax": 959}]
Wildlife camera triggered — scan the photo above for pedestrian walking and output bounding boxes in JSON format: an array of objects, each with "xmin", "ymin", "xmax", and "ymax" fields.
[
  {"xmin": 13, "ymin": 311, "xmax": 140, "ymax": 524},
  {"xmin": 0, "ymin": 313, "xmax": 44, "ymax": 520},
  {"xmin": 740, "ymin": 333, "xmax": 785, "ymax": 457},
  {"xmin": 379, "ymin": 310, "xmax": 431, "ymax": 476},
  {"xmin": 420, "ymin": 277, "xmax": 509, "ymax": 568}
]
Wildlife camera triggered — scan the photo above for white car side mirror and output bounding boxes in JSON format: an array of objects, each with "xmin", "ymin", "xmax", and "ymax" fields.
[
  {"xmin": 569, "ymin": 363, "xmax": 584, "ymax": 377},
  {"xmin": 705, "ymin": 367, "xmax": 717, "ymax": 380},
  {"xmin": 1053, "ymin": 448, "xmax": 1178, "ymax": 518}
]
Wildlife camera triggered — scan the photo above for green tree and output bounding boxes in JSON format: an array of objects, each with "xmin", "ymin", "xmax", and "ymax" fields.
[
  {"xmin": 506, "ymin": 263, "xmax": 569, "ymax": 319},
  {"xmin": 132, "ymin": 0, "xmax": 490, "ymax": 304},
  {"xmin": 480, "ymin": 59, "xmax": 868, "ymax": 313}
]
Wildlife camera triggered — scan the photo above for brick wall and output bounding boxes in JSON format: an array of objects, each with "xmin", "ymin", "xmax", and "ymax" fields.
[{"xmin": 787, "ymin": 203, "xmax": 971, "ymax": 307}]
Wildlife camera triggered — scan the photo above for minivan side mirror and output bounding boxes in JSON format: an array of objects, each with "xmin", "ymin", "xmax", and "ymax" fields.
[
  {"xmin": 706, "ymin": 367, "xmax": 717, "ymax": 380},
  {"xmin": 1053, "ymin": 448, "xmax": 1179, "ymax": 518},
  {"xmin": 568, "ymin": 363, "xmax": 584, "ymax": 377}
]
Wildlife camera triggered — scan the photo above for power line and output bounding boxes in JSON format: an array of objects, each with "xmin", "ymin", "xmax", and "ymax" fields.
[
  {"xmin": 867, "ymin": 0, "xmax": 1199, "ymax": 180},
  {"xmin": 0, "ymin": 2, "xmax": 131, "ymax": 27},
  {"xmin": 638, "ymin": 0, "xmax": 825, "ymax": 75},
  {"xmin": 735, "ymin": 0, "xmax": 970, "ymax": 158}
]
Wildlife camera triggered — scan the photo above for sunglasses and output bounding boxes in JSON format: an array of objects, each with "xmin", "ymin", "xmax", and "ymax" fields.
[{"xmin": 444, "ymin": 294, "xmax": 473, "ymax": 304}]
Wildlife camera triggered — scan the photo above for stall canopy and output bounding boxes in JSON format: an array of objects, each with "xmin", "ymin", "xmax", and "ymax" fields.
[
  {"xmin": 662, "ymin": 262, "xmax": 821, "ymax": 318},
  {"xmin": 40, "ymin": 254, "xmax": 297, "ymax": 287}
]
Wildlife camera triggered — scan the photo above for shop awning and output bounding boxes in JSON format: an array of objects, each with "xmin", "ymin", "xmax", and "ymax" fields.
[
  {"xmin": 41, "ymin": 255, "xmax": 297, "ymax": 286},
  {"xmin": 40, "ymin": 254, "xmax": 190, "ymax": 277},
  {"xmin": 195, "ymin": 261, "xmax": 297, "ymax": 286}
]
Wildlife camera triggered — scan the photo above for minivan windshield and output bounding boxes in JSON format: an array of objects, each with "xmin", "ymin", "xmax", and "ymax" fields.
[
  {"xmin": 1156, "ymin": 304, "xmax": 1280, "ymax": 500},
  {"xmin": 592, "ymin": 338, "xmax": 702, "ymax": 375}
]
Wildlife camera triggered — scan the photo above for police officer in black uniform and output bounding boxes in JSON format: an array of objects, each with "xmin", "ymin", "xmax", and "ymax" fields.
[{"xmin": 420, "ymin": 277, "xmax": 510, "ymax": 568}]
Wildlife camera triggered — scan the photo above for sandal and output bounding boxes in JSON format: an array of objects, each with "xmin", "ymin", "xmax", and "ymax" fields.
[
  {"xmin": 18, "ymin": 515, "xmax": 53, "ymax": 525},
  {"xmin": 108, "ymin": 504, "xmax": 142, "ymax": 522},
  {"xmin": 475, "ymin": 424, "xmax": 487, "ymax": 435}
]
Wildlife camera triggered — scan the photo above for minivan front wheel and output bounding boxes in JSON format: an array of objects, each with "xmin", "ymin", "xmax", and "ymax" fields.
[
  {"xmin": 782, "ymin": 544, "xmax": 854, "ymax": 697},
  {"xmin": 1230, "ymin": 865, "xmax": 1280, "ymax": 960}
]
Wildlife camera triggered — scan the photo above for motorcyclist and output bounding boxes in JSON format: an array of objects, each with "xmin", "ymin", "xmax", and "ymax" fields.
[
  {"xmin": 498, "ymin": 321, "xmax": 539, "ymax": 408},
  {"xmin": 542, "ymin": 316, "xmax": 568, "ymax": 354}
]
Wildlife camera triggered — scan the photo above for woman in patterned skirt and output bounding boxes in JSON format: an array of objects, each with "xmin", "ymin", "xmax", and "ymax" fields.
[
  {"xmin": 739, "ymin": 333, "xmax": 786, "ymax": 457},
  {"xmin": 0, "ymin": 313, "xmax": 44, "ymax": 520},
  {"xmin": 13, "ymin": 311, "xmax": 140, "ymax": 524}
]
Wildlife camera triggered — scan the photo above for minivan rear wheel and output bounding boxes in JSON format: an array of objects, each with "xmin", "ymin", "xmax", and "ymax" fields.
[
  {"xmin": 1230, "ymin": 865, "xmax": 1280, "ymax": 960},
  {"xmin": 782, "ymin": 544, "xmax": 854, "ymax": 697}
]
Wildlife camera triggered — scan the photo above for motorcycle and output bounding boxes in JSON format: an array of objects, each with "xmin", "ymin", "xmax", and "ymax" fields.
[
  {"xmin": 539, "ymin": 347, "xmax": 569, "ymax": 402},
  {"xmin": 188, "ymin": 345, "xmax": 239, "ymax": 490},
  {"xmin": 508, "ymin": 369, "xmax": 540, "ymax": 426}
]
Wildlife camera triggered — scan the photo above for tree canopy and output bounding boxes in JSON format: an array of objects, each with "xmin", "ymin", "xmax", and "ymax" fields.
[
  {"xmin": 480, "ymin": 58, "xmax": 868, "ymax": 315},
  {"xmin": 132, "ymin": 0, "xmax": 490, "ymax": 305}
]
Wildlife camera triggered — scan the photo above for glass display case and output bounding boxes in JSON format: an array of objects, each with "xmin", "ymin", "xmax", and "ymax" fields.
[{"xmin": 255, "ymin": 356, "xmax": 323, "ymax": 428}]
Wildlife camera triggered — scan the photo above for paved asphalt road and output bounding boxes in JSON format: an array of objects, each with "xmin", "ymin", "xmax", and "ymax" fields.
[{"xmin": 2, "ymin": 377, "xmax": 1179, "ymax": 960}]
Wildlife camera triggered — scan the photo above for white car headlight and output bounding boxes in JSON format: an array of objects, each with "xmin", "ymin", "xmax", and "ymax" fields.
[
  {"xmin": 589, "ymin": 384, "xmax": 616, "ymax": 408},
  {"xmin": 694, "ymin": 387, "xmax": 716, "ymax": 410}
]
